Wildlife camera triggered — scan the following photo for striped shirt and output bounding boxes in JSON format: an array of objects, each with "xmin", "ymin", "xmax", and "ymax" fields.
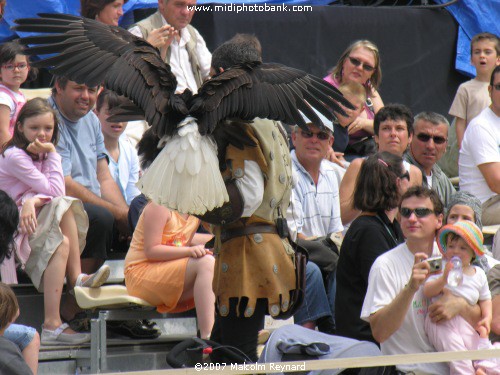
[{"xmin": 288, "ymin": 150, "xmax": 343, "ymax": 237}]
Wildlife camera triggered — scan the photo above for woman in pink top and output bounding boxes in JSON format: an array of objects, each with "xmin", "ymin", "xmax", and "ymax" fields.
[
  {"xmin": 0, "ymin": 98, "xmax": 110, "ymax": 345},
  {"xmin": 325, "ymin": 40, "xmax": 384, "ymax": 159}
]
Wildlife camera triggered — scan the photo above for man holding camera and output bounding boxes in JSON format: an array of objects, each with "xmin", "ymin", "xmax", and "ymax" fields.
[{"xmin": 361, "ymin": 186, "xmax": 481, "ymax": 374}]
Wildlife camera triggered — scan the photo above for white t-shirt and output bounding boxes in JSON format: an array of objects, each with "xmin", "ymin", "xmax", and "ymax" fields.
[
  {"xmin": 361, "ymin": 243, "xmax": 449, "ymax": 374},
  {"xmin": 426, "ymin": 264, "xmax": 491, "ymax": 305},
  {"xmin": 459, "ymin": 107, "xmax": 500, "ymax": 203}
]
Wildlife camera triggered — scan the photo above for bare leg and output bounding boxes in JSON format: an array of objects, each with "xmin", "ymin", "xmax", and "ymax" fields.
[
  {"xmin": 42, "ymin": 236, "xmax": 69, "ymax": 331},
  {"xmin": 178, "ymin": 256, "xmax": 215, "ymax": 338},
  {"xmin": 59, "ymin": 209, "xmax": 82, "ymax": 286},
  {"xmin": 61, "ymin": 257, "xmax": 104, "ymax": 322},
  {"xmin": 22, "ymin": 331, "xmax": 40, "ymax": 375}
]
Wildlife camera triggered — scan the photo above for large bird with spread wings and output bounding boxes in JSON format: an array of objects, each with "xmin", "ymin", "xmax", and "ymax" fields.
[{"xmin": 15, "ymin": 13, "xmax": 353, "ymax": 215}]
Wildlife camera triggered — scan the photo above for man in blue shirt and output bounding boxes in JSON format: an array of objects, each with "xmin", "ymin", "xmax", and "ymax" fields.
[{"xmin": 51, "ymin": 77, "xmax": 129, "ymax": 326}]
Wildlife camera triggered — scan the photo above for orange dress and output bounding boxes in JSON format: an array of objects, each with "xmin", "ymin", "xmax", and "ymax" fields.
[{"xmin": 124, "ymin": 209, "xmax": 200, "ymax": 313}]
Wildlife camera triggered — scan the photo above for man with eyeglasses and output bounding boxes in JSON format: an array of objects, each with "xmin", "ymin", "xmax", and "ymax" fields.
[
  {"xmin": 287, "ymin": 110, "xmax": 343, "ymax": 333},
  {"xmin": 361, "ymin": 186, "xmax": 481, "ymax": 374},
  {"xmin": 404, "ymin": 112, "xmax": 455, "ymax": 206},
  {"xmin": 460, "ymin": 65, "xmax": 500, "ymax": 225}
]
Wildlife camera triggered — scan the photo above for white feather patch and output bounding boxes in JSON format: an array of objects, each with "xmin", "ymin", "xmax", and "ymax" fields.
[{"xmin": 137, "ymin": 117, "xmax": 229, "ymax": 215}]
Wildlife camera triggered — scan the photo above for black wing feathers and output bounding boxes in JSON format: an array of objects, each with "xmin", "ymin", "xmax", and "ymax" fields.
[
  {"xmin": 15, "ymin": 13, "xmax": 180, "ymax": 136},
  {"xmin": 192, "ymin": 62, "xmax": 354, "ymax": 135}
]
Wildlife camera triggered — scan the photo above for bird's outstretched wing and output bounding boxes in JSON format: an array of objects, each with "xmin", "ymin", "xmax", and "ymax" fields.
[
  {"xmin": 15, "ymin": 13, "xmax": 185, "ymax": 136},
  {"xmin": 190, "ymin": 62, "xmax": 354, "ymax": 135}
]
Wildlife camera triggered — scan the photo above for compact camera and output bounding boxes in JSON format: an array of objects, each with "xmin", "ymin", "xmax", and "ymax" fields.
[{"xmin": 426, "ymin": 256, "xmax": 443, "ymax": 273}]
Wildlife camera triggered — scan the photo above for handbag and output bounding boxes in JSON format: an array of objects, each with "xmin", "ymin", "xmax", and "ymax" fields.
[{"xmin": 273, "ymin": 237, "xmax": 308, "ymax": 320}]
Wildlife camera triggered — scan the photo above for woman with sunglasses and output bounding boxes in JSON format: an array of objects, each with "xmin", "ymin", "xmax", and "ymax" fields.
[
  {"xmin": 325, "ymin": 40, "xmax": 384, "ymax": 160},
  {"xmin": 335, "ymin": 151, "xmax": 410, "ymax": 344}
]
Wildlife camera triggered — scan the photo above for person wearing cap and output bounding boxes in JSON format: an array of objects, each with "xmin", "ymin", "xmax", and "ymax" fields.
[
  {"xmin": 286, "ymin": 108, "xmax": 343, "ymax": 333},
  {"xmin": 423, "ymin": 221, "xmax": 493, "ymax": 374}
]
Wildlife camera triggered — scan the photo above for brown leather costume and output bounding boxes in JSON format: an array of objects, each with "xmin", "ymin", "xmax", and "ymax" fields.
[{"xmin": 212, "ymin": 118, "xmax": 296, "ymax": 318}]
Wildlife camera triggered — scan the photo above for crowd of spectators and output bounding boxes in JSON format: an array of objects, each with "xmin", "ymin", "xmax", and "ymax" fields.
[{"xmin": 0, "ymin": 0, "xmax": 499, "ymax": 373}]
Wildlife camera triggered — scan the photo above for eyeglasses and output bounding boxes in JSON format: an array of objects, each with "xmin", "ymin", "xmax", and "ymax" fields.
[
  {"xmin": 300, "ymin": 129, "xmax": 330, "ymax": 141},
  {"xmin": 348, "ymin": 56, "xmax": 375, "ymax": 72},
  {"xmin": 400, "ymin": 207, "xmax": 435, "ymax": 218},
  {"xmin": 400, "ymin": 170, "xmax": 410, "ymax": 181},
  {"xmin": 2, "ymin": 63, "xmax": 29, "ymax": 71},
  {"xmin": 493, "ymin": 84, "xmax": 500, "ymax": 91},
  {"xmin": 416, "ymin": 133, "xmax": 447, "ymax": 145}
]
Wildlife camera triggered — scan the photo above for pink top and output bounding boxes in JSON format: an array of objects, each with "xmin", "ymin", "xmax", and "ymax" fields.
[
  {"xmin": 0, "ymin": 146, "xmax": 64, "ymax": 283},
  {"xmin": 0, "ymin": 85, "xmax": 26, "ymax": 135},
  {"xmin": 324, "ymin": 75, "xmax": 373, "ymax": 143}
]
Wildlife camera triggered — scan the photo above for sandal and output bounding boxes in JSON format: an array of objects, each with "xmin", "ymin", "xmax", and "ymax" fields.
[
  {"xmin": 75, "ymin": 264, "xmax": 110, "ymax": 288},
  {"xmin": 41, "ymin": 323, "xmax": 91, "ymax": 345}
]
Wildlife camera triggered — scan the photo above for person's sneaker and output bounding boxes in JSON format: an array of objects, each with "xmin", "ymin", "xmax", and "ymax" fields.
[
  {"xmin": 41, "ymin": 323, "xmax": 91, "ymax": 345},
  {"xmin": 107, "ymin": 320, "xmax": 161, "ymax": 339}
]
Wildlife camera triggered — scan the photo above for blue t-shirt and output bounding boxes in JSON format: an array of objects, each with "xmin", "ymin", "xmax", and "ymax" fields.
[{"xmin": 50, "ymin": 96, "xmax": 107, "ymax": 196}]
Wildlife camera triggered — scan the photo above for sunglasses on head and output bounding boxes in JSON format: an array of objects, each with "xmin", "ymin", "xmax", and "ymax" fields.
[
  {"xmin": 400, "ymin": 170, "xmax": 410, "ymax": 181},
  {"xmin": 400, "ymin": 207, "xmax": 435, "ymax": 218},
  {"xmin": 348, "ymin": 56, "xmax": 375, "ymax": 72},
  {"xmin": 493, "ymin": 84, "xmax": 500, "ymax": 91},
  {"xmin": 416, "ymin": 133, "xmax": 447, "ymax": 144},
  {"xmin": 300, "ymin": 129, "xmax": 330, "ymax": 140}
]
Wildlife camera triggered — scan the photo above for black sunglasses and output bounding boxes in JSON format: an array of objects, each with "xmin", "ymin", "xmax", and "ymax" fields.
[
  {"xmin": 416, "ymin": 133, "xmax": 447, "ymax": 145},
  {"xmin": 400, "ymin": 207, "xmax": 435, "ymax": 218},
  {"xmin": 400, "ymin": 170, "xmax": 410, "ymax": 181},
  {"xmin": 493, "ymin": 84, "xmax": 500, "ymax": 91},
  {"xmin": 300, "ymin": 129, "xmax": 330, "ymax": 140},
  {"xmin": 348, "ymin": 56, "xmax": 375, "ymax": 72}
]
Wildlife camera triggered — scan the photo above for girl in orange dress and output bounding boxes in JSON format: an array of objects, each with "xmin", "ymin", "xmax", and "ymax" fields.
[{"xmin": 124, "ymin": 201, "xmax": 215, "ymax": 338}]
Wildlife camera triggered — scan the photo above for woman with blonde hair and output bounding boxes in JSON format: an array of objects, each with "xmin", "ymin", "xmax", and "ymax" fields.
[{"xmin": 325, "ymin": 40, "xmax": 384, "ymax": 159}]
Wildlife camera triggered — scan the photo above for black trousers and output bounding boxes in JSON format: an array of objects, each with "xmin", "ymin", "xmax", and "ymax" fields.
[
  {"xmin": 81, "ymin": 203, "xmax": 113, "ymax": 260},
  {"xmin": 210, "ymin": 298, "xmax": 267, "ymax": 363}
]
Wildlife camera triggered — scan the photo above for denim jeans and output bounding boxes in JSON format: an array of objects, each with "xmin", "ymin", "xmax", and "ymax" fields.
[{"xmin": 293, "ymin": 262, "xmax": 332, "ymax": 325}]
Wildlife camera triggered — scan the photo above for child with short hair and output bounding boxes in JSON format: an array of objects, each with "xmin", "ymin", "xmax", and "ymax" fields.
[
  {"xmin": 450, "ymin": 32, "xmax": 500, "ymax": 149},
  {"xmin": 94, "ymin": 89, "xmax": 141, "ymax": 205},
  {"xmin": 0, "ymin": 282, "xmax": 33, "ymax": 375},
  {"xmin": 326, "ymin": 82, "xmax": 366, "ymax": 168},
  {"xmin": 423, "ymin": 221, "xmax": 495, "ymax": 374}
]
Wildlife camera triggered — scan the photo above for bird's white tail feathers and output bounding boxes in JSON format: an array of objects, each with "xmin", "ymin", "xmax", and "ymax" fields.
[{"xmin": 137, "ymin": 119, "xmax": 229, "ymax": 215}]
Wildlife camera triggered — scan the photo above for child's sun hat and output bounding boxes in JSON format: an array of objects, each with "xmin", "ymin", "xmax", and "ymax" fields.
[{"xmin": 437, "ymin": 221, "xmax": 484, "ymax": 257}]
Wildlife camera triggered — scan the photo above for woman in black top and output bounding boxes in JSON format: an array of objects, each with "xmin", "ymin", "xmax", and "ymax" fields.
[{"xmin": 335, "ymin": 151, "xmax": 410, "ymax": 343}]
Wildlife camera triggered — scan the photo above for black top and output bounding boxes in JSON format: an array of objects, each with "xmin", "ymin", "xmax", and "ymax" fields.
[{"xmin": 335, "ymin": 211, "xmax": 404, "ymax": 344}]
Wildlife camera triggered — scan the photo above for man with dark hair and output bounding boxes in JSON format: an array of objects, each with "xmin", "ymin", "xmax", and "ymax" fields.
[
  {"xmin": 361, "ymin": 186, "xmax": 480, "ymax": 374},
  {"xmin": 405, "ymin": 112, "xmax": 455, "ymax": 206},
  {"xmin": 50, "ymin": 77, "xmax": 128, "ymax": 327},
  {"xmin": 460, "ymin": 65, "xmax": 500, "ymax": 225},
  {"xmin": 128, "ymin": 0, "xmax": 211, "ymax": 94}
]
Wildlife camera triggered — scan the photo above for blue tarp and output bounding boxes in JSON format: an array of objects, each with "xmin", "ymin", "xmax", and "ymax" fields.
[
  {"xmin": 434, "ymin": 0, "xmax": 499, "ymax": 78},
  {"xmin": 1, "ymin": 0, "xmax": 498, "ymax": 77}
]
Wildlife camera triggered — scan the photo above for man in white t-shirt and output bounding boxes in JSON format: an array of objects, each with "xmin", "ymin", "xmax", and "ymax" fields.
[
  {"xmin": 459, "ymin": 65, "xmax": 500, "ymax": 225},
  {"xmin": 361, "ymin": 186, "xmax": 481, "ymax": 374}
]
